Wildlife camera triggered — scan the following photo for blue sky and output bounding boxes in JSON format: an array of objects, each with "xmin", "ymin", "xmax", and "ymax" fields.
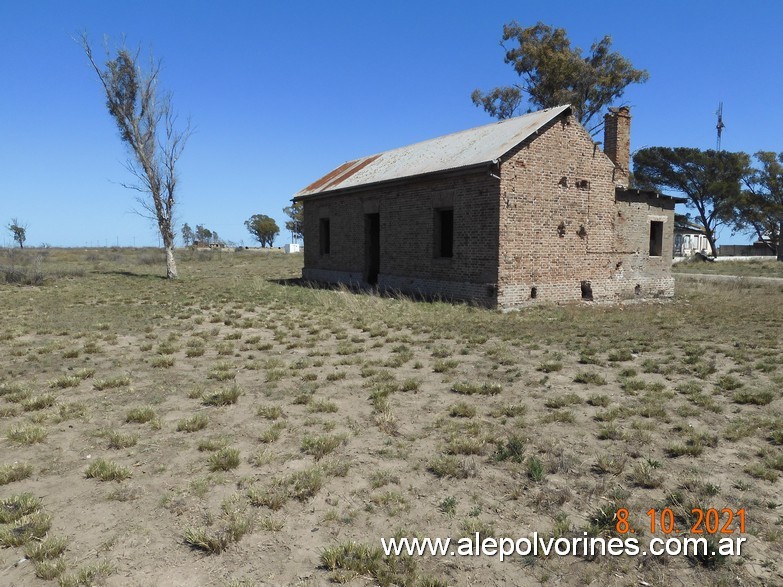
[{"xmin": 1, "ymin": 0, "xmax": 780, "ymax": 247}]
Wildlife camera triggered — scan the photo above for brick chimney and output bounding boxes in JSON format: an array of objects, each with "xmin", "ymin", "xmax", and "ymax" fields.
[{"xmin": 603, "ymin": 106, "xmax": 631, "ymax": 188}]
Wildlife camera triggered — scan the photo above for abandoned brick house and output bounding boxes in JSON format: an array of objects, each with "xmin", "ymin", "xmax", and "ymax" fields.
[{"xmin": 293, "ymin": 105, "xmax": 685, "ymax": 309}]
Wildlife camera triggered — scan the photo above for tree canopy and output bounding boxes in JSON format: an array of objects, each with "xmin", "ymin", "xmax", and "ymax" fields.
[
  {"xmin": 8, "ymin": 218, "xmax": 27, "ymax": 249},
  {"xmin": 283, "ymin": 203, "xmax": 303, "ymax": 243},
  {"xmin": 633, "ymin": 147, "xmax": 750, "ymax": 256},
  {"xmin": 82, "ymin": 34, "xmax": 190, "ymax": 278},
  {"xmin": 731, "ymin": 151, "xmax": 783, "ymax": 259},
  {"xmin": 245, "ymin": 214, "xmax": 279, "ymax": 248},
  {"xmin": 472, "ymin": 21, "xmax": 649, "ymax": 130}
]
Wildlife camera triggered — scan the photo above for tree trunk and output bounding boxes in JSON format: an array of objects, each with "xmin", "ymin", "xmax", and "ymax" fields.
[
  {"xmin": 705, "ymin": 231, "xmax": 718, "ymax": 257},
  {"xmin": 777, "ymin": 220, "xmax": 783, "ymax": 262},
  {"xmin": 165, "ymin": 245, "xmax": 178, "ymax": 279}
]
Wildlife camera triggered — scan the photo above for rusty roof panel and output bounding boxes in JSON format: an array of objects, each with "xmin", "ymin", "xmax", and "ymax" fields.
[{"xmin": 295, "ymin": 105, "xmax": 570, "ymax": 198}]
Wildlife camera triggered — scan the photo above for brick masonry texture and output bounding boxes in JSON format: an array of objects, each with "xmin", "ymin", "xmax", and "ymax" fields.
[{"xmin": 299, "ymin": 110, "xmax": 676, "ymax": 309}]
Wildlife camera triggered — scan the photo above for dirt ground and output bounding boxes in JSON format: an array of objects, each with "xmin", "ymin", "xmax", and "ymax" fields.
[{"xmin": 0, "ymin": 249, "xmax": 781, "ymax": 586}]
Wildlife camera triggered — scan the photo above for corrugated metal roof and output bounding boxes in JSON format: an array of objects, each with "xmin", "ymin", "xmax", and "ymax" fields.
[{"xmin": 294, "ymin": 105, "xmax": 571, "ymax": 198}]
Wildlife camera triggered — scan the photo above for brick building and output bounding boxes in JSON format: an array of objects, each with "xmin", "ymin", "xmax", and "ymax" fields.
[{"xmin": 293, "ymin": 105, "xmax": 684, "ymax": 309}]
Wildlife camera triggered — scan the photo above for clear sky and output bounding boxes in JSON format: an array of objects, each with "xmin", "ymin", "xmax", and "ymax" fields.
[{"xmin": 1, "ymin": 0, "xmax": 780, "ymax": 248}]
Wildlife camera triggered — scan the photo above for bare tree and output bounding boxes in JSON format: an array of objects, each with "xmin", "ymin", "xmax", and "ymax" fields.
[{"xmin": 81, "ymin": 34, "xmax": 190, "ymax": 278}]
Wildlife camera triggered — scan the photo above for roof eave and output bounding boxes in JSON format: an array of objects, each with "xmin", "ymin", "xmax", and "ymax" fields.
[
  {"xmin": 616, "ymin": 187, "xmax": 687, "ymax": 204},
  {"xmin": 293, "ymin": 161, "xmax": 498, "ymax": 202}
]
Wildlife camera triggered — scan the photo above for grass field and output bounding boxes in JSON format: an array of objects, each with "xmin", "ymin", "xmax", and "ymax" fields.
[
  {"xmin": 673, "ymin": 257, "xmax": 783, "ymax": 278},
  {"xmin": 1, "ymin": 248, "xmax": 782, "ymax": 586}
]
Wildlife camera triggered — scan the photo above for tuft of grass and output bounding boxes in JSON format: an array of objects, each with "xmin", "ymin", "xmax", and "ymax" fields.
[
  {"xmin": 369, "ymin": 470, "xmax": 400, "ymax": 489},
  {"xmin": 301, "ymin": 434, "xmax": 346, "ymax": 461},
  {"xmin": 85, "ymin": 458, "xmax": 132, "ymax": 482},
  {"xmin": 203, "ymin": 384, "xmax": 242, "ymax": 406},
  {"xmin": 494, "ymin": 435, "xmax": 526, "ymax": 463},
  {"xmin": 428, "ymin": 456, "xmax": 477, "ymax": 479},
  {"xmin": 177, "ymin": 413, "xmax": 209, "ymax": 432},
  {"xmin": 0, "ymin": 462, "xmax": 33, "ymax": 485},
  {"xmin": 451, "ymin": 381, "xmax": 502, "ymax": 396},
  {"xmin": 537, "ymin": 361, "xmax": 563, "ymax": 373},
  {"xmin": 492, "ymin": 403, "xmax": 526, "ymax": 418},
  {"xmin": 48, "ymin": 376, "xmax": 80, "ymax": 389},
  {"xmin": 93, "ymin": 375, "xmax": 131, "ymax": 390},
  {"xmin": 208, "ymin": 447, "xmax": 241, "ymax": 471},
  {"xmin": 7, "ymin": 424, "xmax": 48, "ymax": 445},
  {"xmin": 198, "ymin": 436, "xmax": 230, "ymax": 452},
  {"xmin": 0, "ymin": 493, "xmax": 41, "ymax": 524},
  {"xmin": 593, "ymin": 454, "xmax": 626, "ymax": 475},
  {"xmin": 0, "ymin": 511, "xmax": 52, "ymax": 547},
  {"xmin": 22, "ymin": 393, "xmax": 57, "ymax": 412},
  {"xmin": 608, "ymin": 349, "xmax": 634, "ymax": 362},
  {"xmin": 151, "ymin": 356, "xmax": 175, "ymax": 368},
  {"xmin": 309, "ymin": 399, "xmax": 339, "ymax": 413},
  {"xmin": 256, "ymin": 405, "xmax": 284, "ymax": 420},
  {"xmin": 527, "ymin": 456, "xmax": 545, "ymax": 482},
  {"xmin": 544, "ymin": 393, "xmax": 583, "ymax": 409},
  {"xmin": 259, "ymin": 422, "xmax": 285, "ymax": 443},
  {"xmin": 733, "ymin": 389, "xmax": 775, "ymax": 405},
  {"xmin": 34, "ymin": 557, "xmax": 66, "ymax": 580},
  {"xmin": 439, "ymin": 496, "xmax": 457, "ymax": 517},
  {"xmin": 449, "ymin": 402, "xmax": 476, "ymax": 418},
  {"xmin": 125, "ymin": 406, "xmax": 156, "ymax": 423},
  {"xmin": 58, "ymin": 561, "xmax": 115, "ymax": 586},
  {"xmin": 24, "ymin": 535, "xmax": 68, "ymax": 561},
  {"xmin": 433, "ymin": 359, "xmax": 459, "ymax": 373},
  {"xmin": 320, "ymin": 540, "xmax": 417, "ymax": 585},
  {"xmin": 574, "ymin": 372, "xmax": 607, "ymax": 385},
  {"xmin": 628, "ymin": 461, "xmax": 662, "ymax": 488},
  {"xmin": 107, "ymin": 431, "xmax": 138, "ymax": 449}
]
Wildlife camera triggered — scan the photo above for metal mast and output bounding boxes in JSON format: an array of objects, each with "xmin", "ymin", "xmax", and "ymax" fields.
[{"xmin": 716, "ymin": 102, "xmax": 725, "ymax": 151}]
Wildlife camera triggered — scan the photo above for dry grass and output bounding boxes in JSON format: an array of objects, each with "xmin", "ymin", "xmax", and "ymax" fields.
[{"xmin": 0, "ymin": 249, "xmax": 781, "ymax": 585}]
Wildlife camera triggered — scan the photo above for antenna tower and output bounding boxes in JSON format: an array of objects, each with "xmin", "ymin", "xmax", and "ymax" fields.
[{"xmin": 716, "ymin": 102, "xmax": 725, "ymax": 151}]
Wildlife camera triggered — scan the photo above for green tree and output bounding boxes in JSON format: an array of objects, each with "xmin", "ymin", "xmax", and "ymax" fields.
[
  {"xmin": 181, "ymin": 223, "xmax": 194, "ymax": 247},
  {"xmin": 244, "ymin": 214, "xmax": 279, "ymax": 248},
  {"xmin": 194, "ymin": 224, "xmax": 212, "ymax": 244},
  {"xmin": 472, "ymin": 21, "xmax": 649, "ymax": 130},
  {"xmin": 283, "ymin": 202, "xmax": 304, "ymax": 243},
  {"xmin": 8, "ymin": 218, "xmax": 27, "ymax": 249},
  {"xmin": 633, "ymin": 147, "xmax": 750, "ymax": 257},
  {"xmin": 81, "ymin": 34, "xmax": 190, "ymax": 279},
  {"xmin": 731, "ymin": 152, "xmax": 783, "ymax": 260}
]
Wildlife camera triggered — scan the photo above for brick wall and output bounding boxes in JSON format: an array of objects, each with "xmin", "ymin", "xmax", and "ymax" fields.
[
  {"xmin": 495, "ymin": 113, "xmax": 676, "ymax": 308},
  {"xmin": 300, "ymin": 170, "xmax": 501, "ymax": 305},
  {"xmin": 497, "ymin": 114, "xmax": 620, "ymax": 307}
]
